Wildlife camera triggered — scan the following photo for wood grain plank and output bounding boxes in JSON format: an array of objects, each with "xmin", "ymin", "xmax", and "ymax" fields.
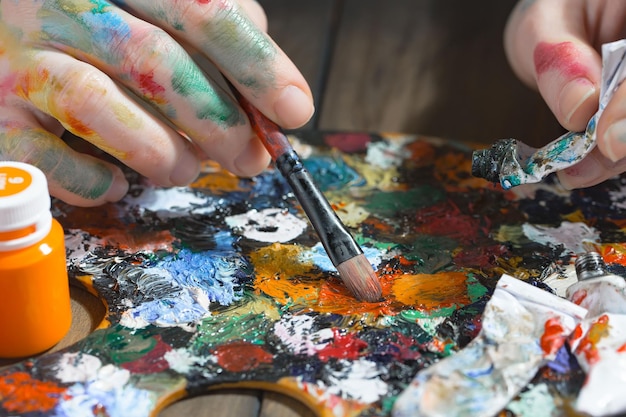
[
  {"xmin": 259, "ymin": 391, "xmax": 318, "ymax": 417},
  {"xmin": 259, "ymin": 0, "xmax": 337, "ymax": 129},
  {"xmin": 319, "ymin": 0, "xmax": 564, "ymax": 146},
  {"xmin": 159, "ymin": 390, "xmax": 261, "ymax": 417}
]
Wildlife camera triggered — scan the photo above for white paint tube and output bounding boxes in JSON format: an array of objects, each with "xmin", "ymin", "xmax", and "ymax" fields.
[
  {"xmin": 566, "ymin": 252, "xmax": 626, "ymax": 416},
  {"xmin": 392, "ymin": 274, "xmax": 587, "ymax": 417}
]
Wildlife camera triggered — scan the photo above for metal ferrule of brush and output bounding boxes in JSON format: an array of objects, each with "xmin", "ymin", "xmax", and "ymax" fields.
[{"xmin": 275, "ymin": 150, "xmax": 363, "ymax": 266}]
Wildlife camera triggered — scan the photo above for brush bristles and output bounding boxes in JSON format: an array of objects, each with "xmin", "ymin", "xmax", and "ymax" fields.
[{"xmin": 336, "ymin": 254, "xmax": 382, "ymax": 302}]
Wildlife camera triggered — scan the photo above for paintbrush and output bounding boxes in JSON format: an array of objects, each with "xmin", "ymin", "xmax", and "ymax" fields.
[{"xmin": 228, "ymin": 84, "xmax": 382, "ymax": 302}]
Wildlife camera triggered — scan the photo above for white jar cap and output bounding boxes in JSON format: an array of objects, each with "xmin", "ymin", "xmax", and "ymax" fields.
[{"xmin": 0, "ymin": 162, "xmax": 52, "ymax": 250}]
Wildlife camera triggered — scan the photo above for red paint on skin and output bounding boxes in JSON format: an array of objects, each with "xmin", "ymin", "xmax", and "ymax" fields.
[
  {"xmin": 317, "ymin": 328, "xmax": 368, "ymax": 362},
  {"xmin": 540, "ymin": 316, "xmax": 566, "ymax": 356},
  {"xmin": 122, "ymin": 336, "xmax": 172, "ymax": 374},
  {"xmin": 0, "ymin": 73, "xmax": 18, "ymax": 105},
  {"xmin": 132, "ymin": 70, "xmax": 167, "ymax": 104},
  {"xmin": 196, "ymin": 0, "xmax": 211, "ymax": 3},
  {"xmin": 0, "ymin": 372, "xmax": 66, "ymax": 413},
  {"xmin": 213, "ymin": 342, "xmax": 273, "ymax": 372},
  {"xmin": 534, "ymin": 42, "xmax": 590, "ymax": 79}
]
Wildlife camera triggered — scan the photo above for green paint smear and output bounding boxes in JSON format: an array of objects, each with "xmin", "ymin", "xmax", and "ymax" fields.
[
  {"xmin": 0, "ymin": 129, "xmax": 113, "ymax": 200},
  {"xmin": 201, "ymin": 7, "xmax": 277, "ymax": 92},
  {"xmin": 467, "ymin": 273, "xmax": 488, "ymax": 301},
  {"xmin": 78, "ymin": 325, "xmax": 158, "ymax": 364},
  {"xmin": 170, "ymin": 57, "xmax": 243, "ymax": 127},
  {"xmin": 400, "ymin": 307, "xmax": 457, "ymax": 321},
  {"xmin": 365, "ymin": 186, "xmax": 445, "ymax": 217},
  {"xmin": 193, "ymin": 312, "xmax": 272, "ymax": 354}
]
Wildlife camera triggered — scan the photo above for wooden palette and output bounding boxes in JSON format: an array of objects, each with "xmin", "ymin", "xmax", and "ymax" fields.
[{"xmin": 1, "ymin": 131, "xmax": 623, "ymax": 416}]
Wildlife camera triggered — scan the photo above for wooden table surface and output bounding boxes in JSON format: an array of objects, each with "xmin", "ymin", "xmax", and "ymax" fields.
[{"xmin": 1, "ymin": 1, "xmax": 565, "ymax": 416}]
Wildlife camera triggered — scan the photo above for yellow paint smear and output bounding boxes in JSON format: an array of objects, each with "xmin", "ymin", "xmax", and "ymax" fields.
[{"xmin": 250, "ymin": 243, "xmax": 320, "ymax": 305}]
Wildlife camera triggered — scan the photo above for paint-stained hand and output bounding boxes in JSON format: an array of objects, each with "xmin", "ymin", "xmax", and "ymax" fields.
[
  {"xmin": 0, "ymin": 0, "xmax": 314, "ymax": 206},
  {"xmin": 505, "ymin": 0, "xmax": 626, "ymax": 189}
]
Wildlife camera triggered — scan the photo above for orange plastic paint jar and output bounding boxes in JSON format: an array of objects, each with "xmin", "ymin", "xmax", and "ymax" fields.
[{"xmin": 0, "ymin": 161, "xmax": 71, "ymax": 358}]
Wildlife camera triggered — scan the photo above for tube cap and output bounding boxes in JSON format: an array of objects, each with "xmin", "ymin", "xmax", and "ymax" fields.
[{"xmin": 0, "ymin": 161, "xmax": 51, "ymax": 233}]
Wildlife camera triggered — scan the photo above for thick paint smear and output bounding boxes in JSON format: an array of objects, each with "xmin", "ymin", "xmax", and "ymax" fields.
[{"xmin": 5, "ymin": 131, "xmax": 626, "ymax": 416}]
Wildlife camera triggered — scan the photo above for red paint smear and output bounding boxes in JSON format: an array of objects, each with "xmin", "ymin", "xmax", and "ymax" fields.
[
  {"xmin": 132, "ymin": 70, "xmax": 167, "ymax": 104},
  {"xmin": 0, "ymin": 372, "xmax": 66, "ymax": 413},
  {"xmin": 324, "ymin": 133, "xmax": 372, "ymax": 153},
  {"xmin": 574, "ymin": 314, "xmax": 610, "ymax": 366},
  {"xmin": 317, "ymin": 328, "xmax": 368, "ymax": 362},
  {"xmin": 534, "ymin": 41, "xmax": 589, "ymax": 78},
  {"xmin": 453, "ymin": 244, "xmax": 509, "ymax": 269},
  {"xmin": 414, "ymin": 200, "xmax": 485, "ymax": 244},
  {"xmin": 390, "ymin": 332, "xmax": 421, "ymax": 360},
  {"xmin": 540, "ymin": 317, "xmax": 565, "ymax": 356},
  {"xmin": 196, "ymin": 0, "xmax": 211, "ymax": 3},
  {"xmin": 121, "ymin": 336, "xmax": 172, "ymax": 374},
  {"xmin": 618, "ymin": 343, "xmax": 626, "ymax": 353},
  {"xmin": 405, "ymin": 140, "xmax": 436, "ymax": 166},
  {"xmin": 213, "ymin": 341, "xmax": 273, "ymax": 372}
]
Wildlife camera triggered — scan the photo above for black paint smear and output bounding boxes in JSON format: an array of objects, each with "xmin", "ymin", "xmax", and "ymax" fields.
[
  {"xmin": 517, "ymin": 189, "xmax": 573, "ymax": 225},
  {"xmin": 437, "ymin": 298, "xmax": 488, "ymax": 349}
]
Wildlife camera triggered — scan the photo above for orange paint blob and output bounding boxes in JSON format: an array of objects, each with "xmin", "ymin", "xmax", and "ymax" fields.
[
  {"xmin": 0, "ymin": 372, "xmax": 65, "ymax": 413},
  {"xmin": 191, "ymin": 161, "xmax": 248, "ymax": 193},
  {"xmin": 83, "ymin": 227, "xmax": 175, "ymax": 253},
  {"xmin": 575, "ymin": 314, "xmax": 610, "ymax": 366},
  {"xmin": 392, "ymin": 271, "xmax": 471, "ymax": 310}
]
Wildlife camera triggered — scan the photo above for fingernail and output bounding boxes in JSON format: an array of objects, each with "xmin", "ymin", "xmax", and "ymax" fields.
[
  {"xmin": 233, "ymin": 137, "xmax": 270, "ymax": 177},
  {"xmin": 557, "ymin": 155, "xmax": 603, "ymax": 190},
  {"xmin": 560, "ymin": 78, "xmax": 596, "ymax": 126},
  {"xmin": 105, "ymin": 169, "xmax": 130, "ymax": 202},
  {"xmin": 604, "ymin": 120, "xmax": 626, "ymax": 162},
  {"xmin": 274, "ymin": 85, "xmax": 314, "ymax": 129},
  {"xmin": 170, "ymin": 151, "xmax": 201, "ymax": 185}
]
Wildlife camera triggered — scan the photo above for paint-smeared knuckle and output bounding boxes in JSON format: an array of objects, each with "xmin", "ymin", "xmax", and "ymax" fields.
[{"xmin": 46, "ymin": 68, "xmax": 110, "ymax": 122}]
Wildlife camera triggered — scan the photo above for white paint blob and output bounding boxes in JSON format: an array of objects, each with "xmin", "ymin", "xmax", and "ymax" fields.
[{"xmin": 225, "ymin": 208, "xmax": 308, "ymax": 243}]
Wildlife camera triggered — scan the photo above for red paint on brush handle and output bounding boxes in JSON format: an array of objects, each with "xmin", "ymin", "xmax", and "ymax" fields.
[{"xmin": 231, "ymin": 88, "xmax": 292, "ymax": 161}]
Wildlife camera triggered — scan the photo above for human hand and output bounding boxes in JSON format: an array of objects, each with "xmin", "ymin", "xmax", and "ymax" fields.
[
  {"xmin": 504, "ymin": 0, "xmax": 626, "ymax": 189},
  {"xmin": 0, "ymin": 0, "xmax": 314, "ymax": 206}
]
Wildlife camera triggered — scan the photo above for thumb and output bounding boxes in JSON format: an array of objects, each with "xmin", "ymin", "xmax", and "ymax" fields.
[{"xmin": 504, "ymin": 0, "xmax": 602, "ymax": 132}]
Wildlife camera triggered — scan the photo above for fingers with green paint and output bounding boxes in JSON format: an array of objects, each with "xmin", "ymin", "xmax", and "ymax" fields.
[
  {"xmin": 111, "ymin": 0, "xmax": 315, "ymax": 129},
  {"xmin": 0, "ymin": 0, "xmax": 313, "ymax": 205},
  {"xmin": 0, "ymin": 121, "xmax": 128, "ymax": 206}
]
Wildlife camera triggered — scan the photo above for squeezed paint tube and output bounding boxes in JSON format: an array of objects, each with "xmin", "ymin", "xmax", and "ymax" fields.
[
  {"xmin": 392, "ymin": 274, "xmax": 587, "ymax": 417},
  {"xmin": 566, "ymin": 252, "xmax": 626, "ymax": 416},
  {"xmin": 472, "ymin": 39, "xmax": 626, "ymax": 189}
]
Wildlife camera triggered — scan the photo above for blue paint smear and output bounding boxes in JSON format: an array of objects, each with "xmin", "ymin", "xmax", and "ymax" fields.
[
  {"xmin": 303, "ymin": 155, "xmax": 364, "ymax": 191},
  {"xmin": 160, "ymin": 249, "xmax": 247, "ymax": 305},
  {"xmin": 56, "ymin": 378, "xmax": 153, "ymax": 417},
  {"xmin": 306, "ymin": 243, "xmax": 381, "ymax": 272},
  {"xmin": 124, "ymin": 249, "xmax": 250, "ymax": 327}
]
